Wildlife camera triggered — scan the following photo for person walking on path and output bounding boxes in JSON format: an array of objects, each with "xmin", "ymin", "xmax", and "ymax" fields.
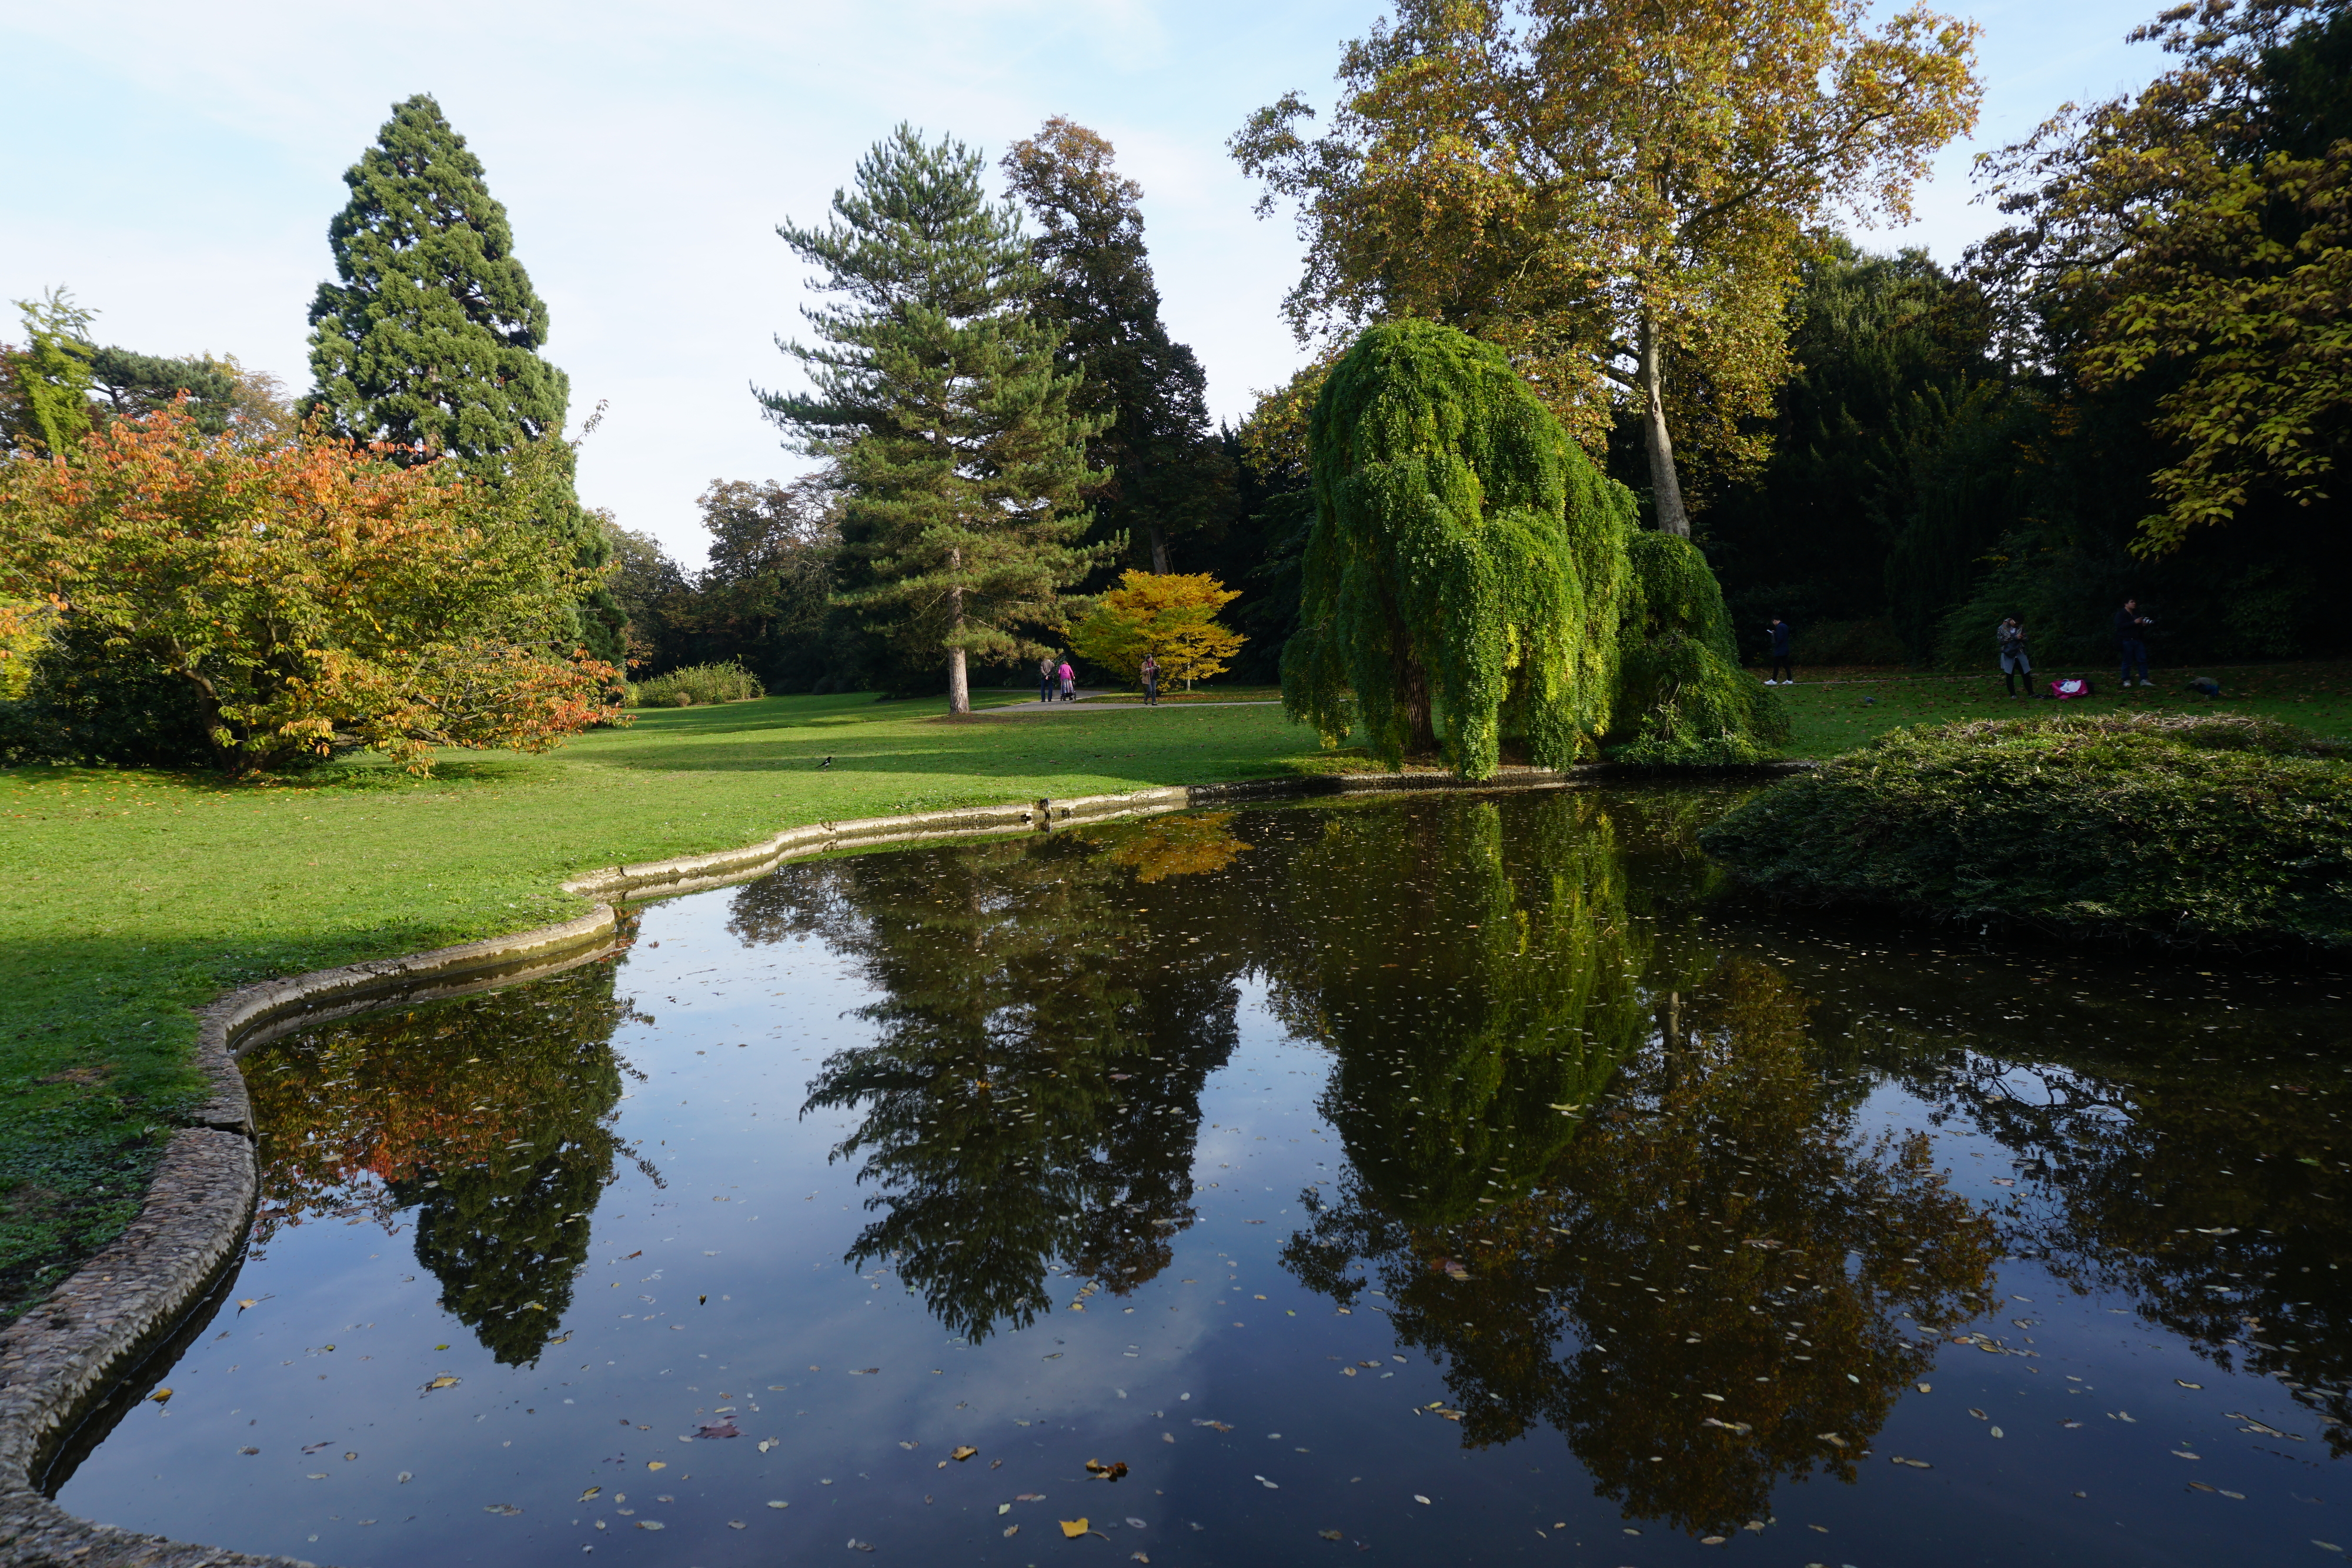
[
  {"xmin": 1765, "ymin": 617, "xmax": 1795, "ymax": 684},
  {"xmin": 1140, "ymin": 653, "xmax": 1161, "ymax": 707},
  {"xmin": 1058, "ymin": 660, "xmax": 1077, "ymax": 703},
  {"xmin": 1997, "ymin": 616, "xmax": 2034, "ymax": 697},
  {"xmin": 1038, "ymin": 654, "xmax": 1057, "ymax": 704},
  {"xmin": 2114, "ymin": 597, "xmax": 2153, "ymax": 687}
]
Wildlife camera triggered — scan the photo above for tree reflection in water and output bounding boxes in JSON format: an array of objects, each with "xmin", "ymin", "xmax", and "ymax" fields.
[
  {"xmin": 731, "ymin": 817, "xmax": 1252, "ymax": 1342},
  {"xmin": 1261, "ymin": 794, "xmax": 2002, "ymax": 1536},
  {"xmin": 245, "ymin": 958, "xmax": 646, "ymax": 1366},
  {"xmin": 1873, "ymin": 1012, "xmax": 2352, "ymax": 1452}
]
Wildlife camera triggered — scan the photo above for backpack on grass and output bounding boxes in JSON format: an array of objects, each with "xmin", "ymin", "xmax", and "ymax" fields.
[{"xmin": 2049, "ymin": 677, "xmax": 2094, "ymax": 700}]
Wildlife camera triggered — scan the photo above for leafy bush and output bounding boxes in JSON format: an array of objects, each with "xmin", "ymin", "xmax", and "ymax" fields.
[
  {"xmin": 1609, "ymin": 531, "xmax": 1788, "ymax": 767},
  {"xmin": 0, "ymin": 409, "xmax": 620, "ymax": 774},
  {"xmin": 627, "ymin": 661, "xmax": 764, "ymax": 708},
  {"xmin": 1699, "ymin": 711, "xmax": 2352, "ymax": 949}
]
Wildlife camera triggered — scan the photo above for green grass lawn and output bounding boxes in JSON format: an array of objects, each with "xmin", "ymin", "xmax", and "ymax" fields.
[
  {"xmin": 1766, "ymin": 660, "xmax": 2352, "ymax": 757},
  {"xmin": 6, "ymin": 658, "xmax": 2348, "ymax": 1316}
]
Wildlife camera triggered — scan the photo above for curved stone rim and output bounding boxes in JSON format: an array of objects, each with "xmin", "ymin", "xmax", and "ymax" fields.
[{"xmin": 0, "ymin": 763, "xmax": 1798, "ymax": 1565}]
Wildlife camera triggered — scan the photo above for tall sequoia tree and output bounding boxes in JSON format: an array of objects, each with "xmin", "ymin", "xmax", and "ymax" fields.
[
  {"xmin": 1232, "ymin": 0, "xmax": 1981, "ymax": 535},
  {"xmin": 1001, "ymin": 118, "xmax": 1234, "ymax": 574},
  {"xmin": 761, "ymin": 125, "xmax": 1110, "ymax": 713},
  {"xmin": 304, "ymin": 93, "xmax": 619, "ymax": 660}
]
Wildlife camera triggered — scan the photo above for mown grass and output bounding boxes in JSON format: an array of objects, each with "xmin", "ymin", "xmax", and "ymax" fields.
[
  {"xmin": 1765, "ymin": 660, "xmax": 2352, "ymax": 757},
  {"xmin": 0, "ymin": 691, "xmax": 1335, "ymax": 1314}
]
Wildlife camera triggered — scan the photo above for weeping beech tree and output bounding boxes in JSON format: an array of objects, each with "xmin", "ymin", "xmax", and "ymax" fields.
[
  {"xmin": 1285, "ymin": 320, "xmax": 1627, "ymax": 777},
  {"xmin": 1284, "ymin": 320, "xmax": 1781, "ymax": 775}
]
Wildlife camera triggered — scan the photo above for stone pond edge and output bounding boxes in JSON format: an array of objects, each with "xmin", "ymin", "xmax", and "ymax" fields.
[{"xmin": 0, "ymin": 759, "xmax": 1806, "ymax": 1566}]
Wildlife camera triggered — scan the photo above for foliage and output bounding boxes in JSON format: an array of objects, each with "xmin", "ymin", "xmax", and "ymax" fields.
[
  {"xmin": 86, "ymin": 346, "xmax": 238, "ymax": 434},
  {"xmin": 0, "ymin": 599, "xmax": 52, "ymax": 701},
  {"xmin": 302, "ymin": 93, "xmax": 619, "ymax": 662},
  {"xmin": 1611, "ymin": 531, "xmax": 1788, "ymax": 764},
  {"xmin": 2, "ymin": 289, "xmax": 97, "ymax": 454},
  {"xmin": 761, "ymin": 125, "xmax": 1114, "ymax": 713},
  {"xmin": 1285, "ymin": 320, "xmax": 1633, "ymax": 778},
  {"xmin": 1700, "ymin": 710, "xmax": 2352, "ymax": 948},
  {"xmin": 626, "ymin": 661, "xmax": 765, "ymax": 708},
  {"xmin": 1231, "ymin": 0, "xmax": 1982, "ymax": 535},
  {"xmin": 305, "ymin": 93, "xmax": 569, "ymax": 464},
  {"xmin": 1002, "ymin": 119, "xmax": 1236, "ymax": 575},
  {"xmin": 1066, "ymin": 569, "xmax": 1245, "ymax": 686},
  {"xmin": 0, "ymin": 409, "xmax": 620, "ymax": 774},
  {"xmin": 1973, "ymin": 0, "xmax": 2352, "ymax": 557}
]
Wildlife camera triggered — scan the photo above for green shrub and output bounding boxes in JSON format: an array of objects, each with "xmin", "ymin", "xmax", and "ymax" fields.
[
  {"xmin": 626, "ymin": 662, "xmax": 764, "ymax": 708},
  {"xmin": 1608, "ymin": 531, "xmax": 1788, "ymax": 767},
  {"xmin": 1699, "ymin": 711, "xmax": 2352, "ymax": 949}
]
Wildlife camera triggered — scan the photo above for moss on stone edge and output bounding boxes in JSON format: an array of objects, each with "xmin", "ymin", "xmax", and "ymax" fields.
[{"xmin": 1698, "ymin": 711, "xmax": 2352, "ymax": 948}]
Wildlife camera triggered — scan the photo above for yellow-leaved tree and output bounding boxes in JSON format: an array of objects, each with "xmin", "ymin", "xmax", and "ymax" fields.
[
  {"xmin": 1232, "ymin": 0, "xmax": 1981, "ymax": 534},
  {"xmin": 1068, "ymin": 570, "xmax": 1245, "ymax": 690}
]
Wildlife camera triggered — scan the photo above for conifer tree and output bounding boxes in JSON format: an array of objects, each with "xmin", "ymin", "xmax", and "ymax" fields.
[
  {"xmin": 305, "ymin": 94, "xmax": 619, "ymax": 660},
  {"xmin": 1002, "ymin": 118, "xmax": 1233, "ymax": 574},
  {"xmin": 761, "ymin": 125, "xmax": 1110, "ymax": 713}
]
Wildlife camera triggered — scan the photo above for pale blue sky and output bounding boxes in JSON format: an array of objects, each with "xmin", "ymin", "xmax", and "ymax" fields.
[{"xmin": 3, "ymin": 0, "xmax": 2170, "ymax": 564}]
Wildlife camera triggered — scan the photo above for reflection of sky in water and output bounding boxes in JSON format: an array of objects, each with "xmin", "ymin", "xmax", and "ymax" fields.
[{"xmin": 52, "ymin": 790, "xmax": 2352, "ymax": 1566}]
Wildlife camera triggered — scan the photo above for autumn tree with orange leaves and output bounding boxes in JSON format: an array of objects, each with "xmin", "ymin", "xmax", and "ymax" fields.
[{"xmin": 0, "ymin": 407, "xmax": 622, "ymax": 774}]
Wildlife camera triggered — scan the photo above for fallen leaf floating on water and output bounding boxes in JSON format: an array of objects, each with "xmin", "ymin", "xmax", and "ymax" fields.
[
  {"xmin": 1255, "ymin": 1476, "xmax": 1279, "ymax": 1490},
  {"xmin": 2177, "ymin": 1380, "xmax": 2203, "ymax": 1390},
  {"xmin": 851, "ymin": 1368, "xmax": 880, "ymax": 1376},
  {"xmin": 1889, "ymin": 1457, "xmax": 1932, "ymax": 1469},
  {"xmin": 1969, "ymin": 1409, "xmax": 1988, "ymax": 1421},
  {"xmin": 1004, "ymin": 1525, "xmax": 1019, "ymax": 1538},
  {"xmin": 898, "ymin": 1440, "xmax": 919, "ymax": 1450},
  {"xmin": 759, "ymin": 1439, "xmax": 778, "ymax": 1453},
  {"xmin": 238, "ymin": 1447, "xmax": 258, "ymax": 1456},
  {"xmin": 1085, "ymin": 1459, "xmax": 1130, "ymax": 1482},
  {"xmin": 1191, "ymin": 1419, "xmax": 1233, "ymax": 1432},
  {"xmin": 1126, "ymin": 1517, "xmax": 1147, "ymax": 1529},
  {"xmin": 1413, "ymin": 1495, "xmax": 1431, "ymax": 1506},
  {"xmin": 148, "ymin": 1388, "xmax": 172, "ymax": 1405},
  {"xmin": 647, "ymin": 1462, "xmax": 666, "ymax": 1471},
  {"xmin": 697, "ymin": 1421, "xmax": 740, "ymax": 1439},
  {"xmin": 422, "ymin": 1376, "xmax": 460, "ymax": 1392},
  {"xmin": 579, "ymin": 1488, "xmax": 601, "ymax": 1503},
  {"xmin": 484, "ymin": 1505, "xmax": 522, "ymax": 1516},
  {"xmin": 1320, "ymin": 1529, "xmax": 1345, "ymax": 1541},
  {"xmin": 951, "ymin": 1446, "xmax": 978, "ymax": 1462},
  {"xmin": 1062, "ymin": 1520, "xmax": 1091, "ymax": 1539},
  {"xmin": 846, "ymin": 1539, "xmax": 873, "ymax": 1552},
  {"xmin": 1992, "ymin": 1178, "xmax": 2015, "ymax": 1187},
  {"xmin": 766, "ymin": 1501, "xmax": 789, "ymax": 1509}
]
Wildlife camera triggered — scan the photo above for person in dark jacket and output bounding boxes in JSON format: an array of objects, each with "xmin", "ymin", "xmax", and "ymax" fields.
[
  {"xmin": 1997, "ymin": 616, "xmax": 2034, "ymax": 697},
  {"xmin": 1765, "ymin": 617, "xmax": 1794, "ymax": 685},
  {"xmin": 2114, "ymin": 599, "xmax": 2153, "ymax": 687}
]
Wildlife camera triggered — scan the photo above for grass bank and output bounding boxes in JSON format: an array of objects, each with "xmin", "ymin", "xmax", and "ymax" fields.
[
  {"xmin": 0, "ymin": 693, "xmax": 1333, "ymax": 1315},
  {"xmin": 1766, "ymin": 660, "xmax": 2352, "ymax": 757}
]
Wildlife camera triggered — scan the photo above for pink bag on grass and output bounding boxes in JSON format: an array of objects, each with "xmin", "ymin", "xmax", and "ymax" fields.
[{"xmin": 2049, "ymin": 677, "xmax": 2094, "ymax": 700}]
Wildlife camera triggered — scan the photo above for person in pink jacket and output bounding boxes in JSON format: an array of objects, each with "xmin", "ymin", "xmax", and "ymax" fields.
[{"xmin": 1058, "ymin": 661, "xmax": 1075, "ymax": 702}]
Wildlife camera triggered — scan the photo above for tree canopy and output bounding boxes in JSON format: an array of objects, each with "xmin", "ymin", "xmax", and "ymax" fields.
[
  {"xmin": 1232, "ymin": 0, "xmax": 1981, "ymax": 535},
  {"xmin": 761, "ymin": 125, "xmax": 1111, "ymax": 713},
  {"xmin": 1002, "ymin": 117, "xmax": 1234, "ymax": 574}
]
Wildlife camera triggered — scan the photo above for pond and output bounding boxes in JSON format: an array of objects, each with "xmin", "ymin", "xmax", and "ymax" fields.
[{"xmin": 51, "ymin": 787, "xmax": 2352, "ymax": 1566}]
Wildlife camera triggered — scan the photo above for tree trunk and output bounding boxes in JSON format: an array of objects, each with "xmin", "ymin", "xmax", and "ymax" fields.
[
  {"xmin": 1401, "ymin": 654, "xmax": 1437, "ymax": 755},
  {"xmin": 946, "ymin": 579, "xmax": 970, "ymax": 716},
  {"xmin": 1638, "ymin": 311, "xmax": 1690, "ymax": 538},
  {"xmin": 1147, "ymin": 521, "xmax": 1171, "ymax": 576}
]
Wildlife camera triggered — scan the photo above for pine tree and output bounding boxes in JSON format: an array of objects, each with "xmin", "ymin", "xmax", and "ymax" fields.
[
  {"xmin": 305, "ymin": 94, "xmax": 619, "ymax": 660},
  {"xmin": 760, "ymin": 125, "xmax": 1110, "ymax": 714},
  {"xmin": 1003, "ymin": 118, "xmax": 1233, "ymax": 574}
]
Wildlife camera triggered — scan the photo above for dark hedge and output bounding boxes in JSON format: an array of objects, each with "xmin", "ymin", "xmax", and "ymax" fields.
[{"xmin": 1699, "ymin": 711, "xmax": 2352, "ymax": 950}]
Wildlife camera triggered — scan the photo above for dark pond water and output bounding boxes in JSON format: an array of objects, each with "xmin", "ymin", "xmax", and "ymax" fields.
[{"xmin": 54, "ymin": 788, "xmax": 2352, "ymax": 1566}]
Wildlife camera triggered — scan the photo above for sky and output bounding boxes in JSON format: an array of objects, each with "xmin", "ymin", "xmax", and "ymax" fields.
[{"xmin": 2, "ymin": 0, "xmax": 2174, "ymax": 567}]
